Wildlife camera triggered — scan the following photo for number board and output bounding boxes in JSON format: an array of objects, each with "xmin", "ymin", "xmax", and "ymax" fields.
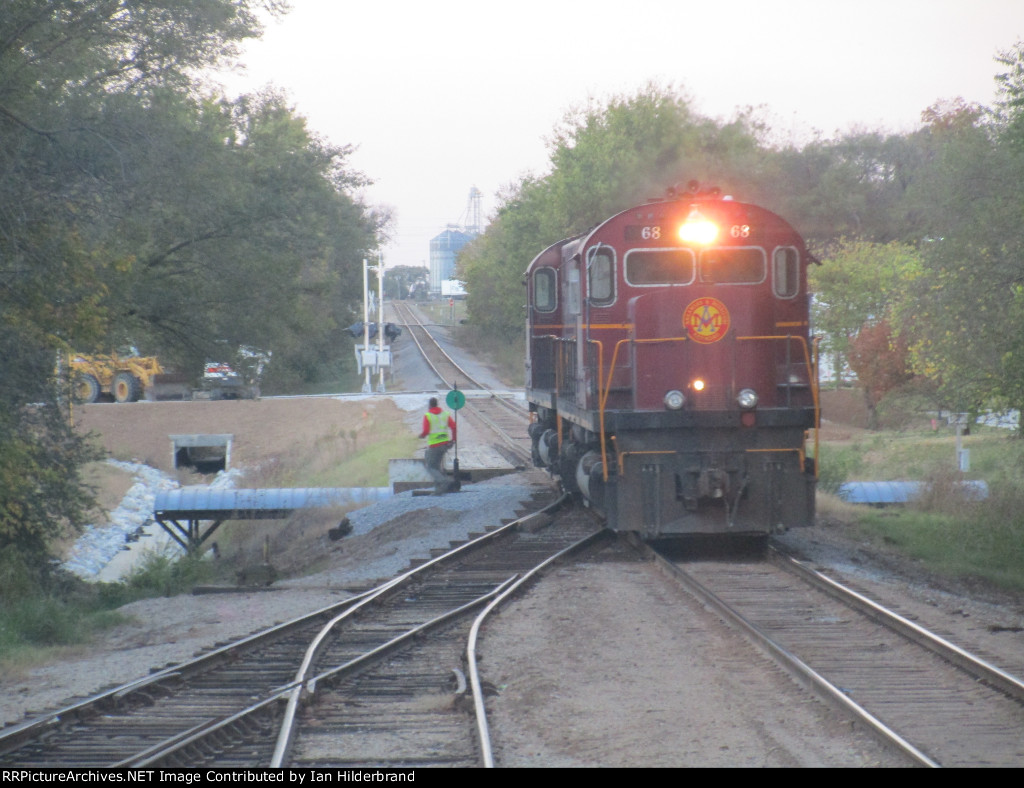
[
  {"xmin": 624, "ymin": 224, "xmax": 663, "ymax": 242},
  {"xmin": 624, "ymin": 223, "xmax": 759, "ymax": 243}
]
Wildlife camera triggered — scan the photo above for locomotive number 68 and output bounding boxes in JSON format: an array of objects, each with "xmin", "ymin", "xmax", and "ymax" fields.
[{"xmin": 525, "ymin": 183, "xmax": 819, "ymax": 539}]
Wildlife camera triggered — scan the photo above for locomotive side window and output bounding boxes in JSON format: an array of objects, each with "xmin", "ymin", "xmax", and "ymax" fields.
[
  {"xmin": 699, "ymin": 247, "xmax": 766, "ymax": 284},
  {"xmin": 773, "ymin": 247, "xmax": 800, "ymax": 298},
  {"xmin": 533, "ymin": 267, "xmax": 557, "ymax": 313},
  {"xmin": 587, "ymin": 246, "xmax": 615, "ymax": 305},
  {"xmin": 624, "ymin": 249, "xmax": 695, "ymax": 286}
]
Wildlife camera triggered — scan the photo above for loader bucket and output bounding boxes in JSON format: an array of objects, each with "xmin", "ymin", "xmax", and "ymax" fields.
[{"xmin": 148, "ymin": 372, "xmax": 193, "ymax": 401}]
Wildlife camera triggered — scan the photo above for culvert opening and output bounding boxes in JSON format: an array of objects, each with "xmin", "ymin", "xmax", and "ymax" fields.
[{"xmin": 170, "ymin": 433, "xmax": 233, "ymax": 474}]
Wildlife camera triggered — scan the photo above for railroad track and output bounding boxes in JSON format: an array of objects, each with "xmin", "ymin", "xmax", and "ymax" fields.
[
  {"xmin": 390, "ymin": 301, "xmax": 533, "ymax": 465},
  {"xmin": 644, "ymin": 540, "xmax": 1024, "ymax": 767},
  {"xmin": 391, "ymin": 300, "xmax": 1024, "ymax": 765},
  {"xmin": 0, "ymin": 497, "xmax": 605, "ymax": 767}
]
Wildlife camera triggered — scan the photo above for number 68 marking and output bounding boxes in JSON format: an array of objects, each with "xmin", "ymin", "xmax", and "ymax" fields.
[
  {"xmin": 641, "ymin": 226, "xmax": 661, "ymax": 240},
  {"xmin": 730, "ymin": 224, "xmax": 751, "ymax": 238}
]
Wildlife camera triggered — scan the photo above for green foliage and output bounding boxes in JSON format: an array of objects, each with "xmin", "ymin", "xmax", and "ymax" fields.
[
  {"xmin": 1, "ymin": 596, "xmax": 91, "ymax": 648},
  {"xmin": 384, "ymin": 266, "xmax": 429, "ymax": 300},
  {"xmin": 764, "ymin": 130, "xmax": 928, "ymax": 244},
  {"xmin": 123, "ymin": 552, "xmax": 217, "ymax": 598},
  {"xmin": 995, "ymin": 39, "xmax": 1024, "ymax": 152},
  {"xmin": 893, "ymin": 86, "xmax": 1024, "ymax": 420},
  {"xmin": 0, "ymin": 327, "xmax": 106, "ymax": 565},
  {"xmin": 818, "ymin": 404, "xmax": 1024, "ymax": 592},
  {"xmin": 0, "ymin": 0, "xmax": 385, "ymax": 569},
  {"xmin": 460, "ymin": 85, "xmax": 767, "ymax": 340},
  {"xmin": 456, "ymin": 49, "xmax": 1024, "ymax": 426},
  {"xmin": 459, "ymin": 175, "xmax": 553, "ymax": 340},
  {"xmin": 0, "ymin": 551, "xmax": 130, "ymax": 658},
  {"xmin": 77, "ymin": 87, "xmax": 383, "ymax": 384},
  {"xmin": 816, "ymin": 445, "xmax": 865, "ymax": 494},
  {"xmin": 856, "ymin": 499, "xmax": 1024, "ymax": 592},
  {"xmin": 809, "ymin": 239, "xmax": 923, "ymax": 381}
]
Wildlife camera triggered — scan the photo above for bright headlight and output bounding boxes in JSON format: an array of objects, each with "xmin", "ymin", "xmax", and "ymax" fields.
[
  {"xmin": 678, "ymin": 208, "xmax": 719, "ymax": 244},
  {"xmin": 664, "ymin": 390, "xmax": 685, "ymax": 410},
  {"xmin": 737, "ymin": 388, "xmax": 758, "ymax": 409}
]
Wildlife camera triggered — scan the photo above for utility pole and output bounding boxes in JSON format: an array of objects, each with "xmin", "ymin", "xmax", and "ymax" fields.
[
  {"xmin": 361, "ymin": 259, "xmax": 371, "ymax": 393},
  {"xmin": 377, "ymin": 257, "xmax": 386, "ymax": 393}
]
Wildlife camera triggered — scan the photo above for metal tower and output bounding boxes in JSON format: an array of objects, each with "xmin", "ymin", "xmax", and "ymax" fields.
[{"xmin": 465, "ymin": 186, "xmax": 482, "ymax": 236}]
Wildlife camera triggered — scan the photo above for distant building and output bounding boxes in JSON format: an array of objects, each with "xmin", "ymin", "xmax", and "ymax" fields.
[{"xmin": 429, "ymin": 226, "xmax": 475, "ymax": 294}]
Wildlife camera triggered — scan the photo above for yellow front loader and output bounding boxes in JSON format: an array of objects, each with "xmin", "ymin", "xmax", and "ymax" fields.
[{"xmin": 69, "ymin": 352, "xmax": 189, "ymax": 403}]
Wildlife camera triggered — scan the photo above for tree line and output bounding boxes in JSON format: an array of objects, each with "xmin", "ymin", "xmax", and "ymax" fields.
[
  {"xmin": 1, "ymin": 1, "xmax": 384, "ymax": 574},
  {"xmin": 6, "ymin": 3, "xmax": 1024, "ymax": 577},
  {"xmin": 459, "ymin": 50, "xmax": 1024, "ymax": 433}
]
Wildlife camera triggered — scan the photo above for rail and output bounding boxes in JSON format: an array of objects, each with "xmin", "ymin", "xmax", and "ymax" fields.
[
  {"xmin": 638, "ymin": 536, "xmax": 940, "ymax": 767},
  {"xmin": 467, "ymin": 527, "xmax": 608, "ymax": 767}
]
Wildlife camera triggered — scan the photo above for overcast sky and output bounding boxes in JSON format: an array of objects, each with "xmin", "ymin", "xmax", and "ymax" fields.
[{"xmin": 211, "ymin": 0, "xmax": 1024, "ymax": 270}]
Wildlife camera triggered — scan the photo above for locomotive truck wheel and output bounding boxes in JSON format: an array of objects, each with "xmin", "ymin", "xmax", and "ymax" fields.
[
  {"xmin": 113, "ymin": 372, "xmax": 141, "ymax": 403},
  {"xmin": 73, "ymin": 373, "xmax": 101, "ymax": 404},
  {"xmin": 558, "ymin": 442, "xmax": 584, "ymax": 499}
]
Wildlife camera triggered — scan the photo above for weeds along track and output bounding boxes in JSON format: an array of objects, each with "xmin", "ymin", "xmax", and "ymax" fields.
[
  {"xmin": 0, "ymin": 496, "xmax": 604, "ymax": 767},
  {"xmin": 646, "ymin": 540, "xmax": 1024, "ymax": 767}
]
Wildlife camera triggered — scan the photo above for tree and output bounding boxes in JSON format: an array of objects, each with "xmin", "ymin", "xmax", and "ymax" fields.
[
  {"xmin": 0, "ymin": 325, "xmax": 105, "ymax": 569},
  {"xmin": 848, "ymin": 320, "xmax": 915, "ymax": 428},
  {"xmin": 995, "ymin": 40, "xmax": 1024, "ymax": 152},
  {"xmin": 808, "ymin": 239, "xmax": 922, "ymax": 397},
  {"xmin": 460, "ymin": 85, "xmax": 768, "ymax": 340},
  {"xmin": 0, "ymin": 0, "xmax": 387, "ymax": 570},
  {"xmin": 88, "ymin": 89, "xmax": 382, "ymax": 380},
  {"xmin": 459, "ymin": 175, "xmax": 554, "ymax": 341},
  {"xmin": 384, "ymin": 266, "xmax": 429, "ymax": 300},
  {"xmin": 894, "ymin": 47, "xmax": 1024, "ymax": 426}
]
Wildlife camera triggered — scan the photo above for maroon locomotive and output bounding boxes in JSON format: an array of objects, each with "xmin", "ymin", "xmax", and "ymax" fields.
[{"xmin": 525, "ymin": 183, "xmax": 820, "ymax": 538}]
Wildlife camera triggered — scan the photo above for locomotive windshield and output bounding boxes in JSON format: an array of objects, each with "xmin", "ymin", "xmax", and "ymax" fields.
[
  {"xmin": 698, "ymin": 247, "xmax": 766, "ymax": 284},
  {"xmin": 624, "ymin": 249, "xmax": 695, "ymax": 285}
]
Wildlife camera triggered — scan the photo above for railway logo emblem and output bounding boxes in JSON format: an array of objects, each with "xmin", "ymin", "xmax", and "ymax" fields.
[{"xmin": 683, "ymin": 297, "xmax": 730, "ymax": 344}]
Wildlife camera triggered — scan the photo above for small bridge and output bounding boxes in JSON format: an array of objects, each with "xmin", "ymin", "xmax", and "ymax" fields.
[{"xmin": 153, "ymin": 487, "xmax": 389, "ymax": 553}]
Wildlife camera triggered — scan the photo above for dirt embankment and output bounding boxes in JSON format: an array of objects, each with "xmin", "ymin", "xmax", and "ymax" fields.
[
  {"xmin": 73, "ymin": 397, "xmax": 391, "ymax": 476},
  {"xmin": 69, "ymin": 396, "xmax": 415, "ymax": 573}
]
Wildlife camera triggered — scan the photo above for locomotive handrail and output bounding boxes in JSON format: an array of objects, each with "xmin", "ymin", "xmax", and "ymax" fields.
[
  {"xmin": 735, "ymin": 334, "xmax": 821, "ymax": 478},
  {"xmin": 594, "ymin": 333, "xmax": 821, "ymax": 481},
  {"xmin": 813, "ymin": 336, "xmax": 821, "ymax": 477},
  {"xmin": 597, "ymin": 336, "xmax": 689, "ymax": 481}
]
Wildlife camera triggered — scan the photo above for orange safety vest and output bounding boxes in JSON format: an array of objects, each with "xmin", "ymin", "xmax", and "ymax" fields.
[{"xmin": 425, "ymin": 409, "xmax": 452, "ymax": 446}]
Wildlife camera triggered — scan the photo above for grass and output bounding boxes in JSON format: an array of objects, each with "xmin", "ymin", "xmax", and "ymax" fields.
[
  {"xmin": 817, "ymin": 420, "xmax": 1024, "ymax": 593},
  {"xmin": 0, "ymin": 550, "xmax": 172, "ymax": 668},
  {"xmin": 850, "ymin": 499, "xmax": 1024, "ymax": 592},
  {"xmin": 173, "ymin": 404, "xmax": 417, "ymax": 579},
  {"xmin": 451, "ymin": 326, "xmax": 525, "ymax": 387},
  {"xmin": 415, "ymin": 298, "xmax": 468, "ymax": 328}
]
